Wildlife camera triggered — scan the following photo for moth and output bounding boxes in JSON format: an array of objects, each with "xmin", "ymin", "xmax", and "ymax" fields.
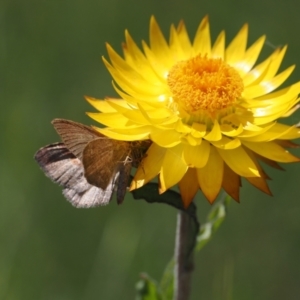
[{"xmin": 34, "ymin": 119, "xmax": 150, "ymax": 208}]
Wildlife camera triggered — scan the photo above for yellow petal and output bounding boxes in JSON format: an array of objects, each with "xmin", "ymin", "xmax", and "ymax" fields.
[
  {"xmin": 105, "ymin": 99, "xmax": 134, "ymax": 113},
  {"xmin": 242, "ymin": 141, "xmax": 300, "ymax": 162},
  {"xmin": 131, "ymin": 143, "xmax": 166, "ymax": 190},
  {"xmin": 182, "ymin": 140, "xmax": 210, "ymax": 168},
  {"xmin": 112, "ymin": 82, "xmax": 167, "ymax": 108},
  {"xmin": 220, "ymin": 123, "xmax": 244, "ymax": 137},
  {"xmin": 183, "ymin": 134, "xmax": 202, "ymax": 146},
  {"xmin": 149, "ymin": 16, "xmax": 172, "ymax": 66},
  {"xmin": 175, "ymin": 119, "xmax": 192, "ymax": 133},
  {"xmin": 239, "ymin": 123, "xmax": 276, "ymax": 139},
  {"xmin": 204, "ymin": 120, "xmax": 222, "ymax": 141},
  {"xmin": 176, "ymin": 20, "xmax": 192, "ymax": 56},
  {"xmin": 192, "ymin": 122, "xmax": 207, "ymax": 137},
  {"xmin": 238, "ymin": 35, "xmax": 266, "ymax": 76},
  {"xmin": 169, "ymin": 24, "xmax": 187, "ymax": 61},
  {"xmin": 87, "ymin": 112, "xmax": 132, "ymax": 128},
  {"xmin": 242, "ymin": 49, "xmax": 279, "ymax": 86},
  {"xmin": 212, "ymin": 31, "xmax": 225, "ymax": 59},
  {"xmin": 211, "ymin": 137, "xmax": 241, "ymax": 149},
  {"xmin": 107, "ymin": 44, "xmax": 163, "ymax": 92},
  {"xmin": 103, "ymin": 56, "xmax": 164, "ymax": 97},
  {"xmin": 124, "ymin": 30, "xmax": 147, "ymax": 61},
  {"xmin": 94, "ymin": 126, "xmax": 150, "ymax": 141},
  {"xmin": 217, "ymin": 146, "xmax": 260, "ymax": 177},
  {"xmin": 123, "ymin": 109, "xmax": 153, "ymax": 125},
  {"xmin": 281, "ymin": 103, "xmax": 300, "ymax": 117},
  {"xmin": 240, "ymin": 123, "xmax": 300, "ymax": 142},
  {"xmin": 244, "ymin": 65, "xmax": 295, "ymax": 98},
  {"xmin": 124, "ymin": 30, "xmax": 162, "ymax": 84},
  {"xmin": 252, "ymin": 96, "xmax": 299, "ymax": 118},
  {"xmin": 243, "ymin": 122, "xmax": 274, "ymax": 133},
  {"xmin": 244, "ymin": 82, "xmax": 300, "ymax": 111},
  {"xmin": 225, "ymin": 24, "xmax": 248, "ymax": 67},
  {"xmin": 142, "ymin": 42, "xmax": 170, "ymax": 80},
  {"xmin": 160, "ymin": 145, "xmax": 188, "ymax": 192},
  {"xmin": 193, "ymin": 16, "xmax": 211, "ymax": 57},
  {"xmin": 150, "ymin": 128, "xmax": 182, "ymax": 147},
  {"xmin": 178, "ymin": 168, "xmax": 199, "ymax": 208},
  {"xmin": 107, "ymin": 43, "xmax": 151, "ymax": 83},
  {"xmin": 246, "ymin": 176, "xmax": 272, "ymax": 195},
  {"xmin": 197, "ymin": 146, "xmax": 224, "ymax": 203},
  {"xmin": 278, "ymin": 125, "xmax": 300, "ymax": 139},
  {"xmin": 251, "ymin": 97, "xmax": 299, "ymax": 126},
  {"xmin": 136, "ymin": 104, "xmax": 177, "ymax": 126},
  {"xmin": 222, "ymin": 163, "xmax": 241, "ymax": 202},
  {"xmin": 85, "ymin": 96, "xmax": 128, "ymax": 113},
  {"xmin": 243, "ymin": 149, "xmax": 272, "ymax": 195},
  {"xmin": 259, "ymin": 46, "xmax": 287, "ymax": 82}
]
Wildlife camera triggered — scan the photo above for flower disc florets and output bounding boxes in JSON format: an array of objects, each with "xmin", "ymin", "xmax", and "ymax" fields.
[{"xmin": 167, "ymin": 55, "xmax": 244, "ymax": 117}]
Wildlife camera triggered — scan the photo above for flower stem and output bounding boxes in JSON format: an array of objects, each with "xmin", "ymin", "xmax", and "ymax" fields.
[{"xmin": 174, "ymin": 210, "xmax": 195, "ymax": 300}]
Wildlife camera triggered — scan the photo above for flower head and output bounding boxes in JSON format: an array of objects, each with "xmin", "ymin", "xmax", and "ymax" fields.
[{"xmin": 86, "ymin": 16, "xmax": 300, "ymax": 207}]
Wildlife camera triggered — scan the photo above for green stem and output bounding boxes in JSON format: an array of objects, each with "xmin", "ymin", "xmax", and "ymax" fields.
[{"xmin": 173, "ymin": 211, "xmax": 194, "ymax": 300}]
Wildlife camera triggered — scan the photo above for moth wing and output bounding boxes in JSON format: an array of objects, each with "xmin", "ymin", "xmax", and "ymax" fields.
[
  {"xmin": 63, "ymin": 173, "xmax": 119, "ymax": 208},
  {"xmin": 51, "ymin": 118, "xmax": 102, "ymax": 160},
  {"xmin": 34, "ymin": 143, "xmax": 115, "ymax": 208},
  {"xmin": 82, "ymin": 138, "xmax": 131, "ymax": 189},
  {"xmin": 116, "ymin": 163, "xmax": 132, "ymax": 204}
]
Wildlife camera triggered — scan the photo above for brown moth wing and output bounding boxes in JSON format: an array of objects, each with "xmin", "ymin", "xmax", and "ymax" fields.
[
  {"xmin": 39, "ymin": 118, "xmax": 152, "ymax": 205},
  {"xmin": 51, "ymin": 118, "xmax": 103, "ymax": 160},
  {"xmin": 115, "ymin": 140, "xmax": 152, "ymax": 204},
  {"xmin": 34, "ymin": 143, "xmax": 116, "ymax": 208},
  {"xmin": 82, "ymin": 138, "xmax": 131, "ymax": 190},
  {"xmin": 116, "ymin": 162, "xmax": 132, "ymax": 204}
]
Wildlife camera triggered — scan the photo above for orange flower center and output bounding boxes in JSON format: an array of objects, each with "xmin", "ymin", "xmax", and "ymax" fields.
[{"xmin": 167, "ymin": 55, "xmax": 244, "ymax": 116}]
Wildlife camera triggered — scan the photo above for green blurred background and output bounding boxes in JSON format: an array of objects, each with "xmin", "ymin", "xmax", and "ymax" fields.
[{"xmin": 1, "ymin": 0, "xmax": 300, "ymax": 299}]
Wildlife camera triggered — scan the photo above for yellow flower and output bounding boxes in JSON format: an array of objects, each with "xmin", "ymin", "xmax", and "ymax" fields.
[{"xmin": 86, "ymin": 16, "xmax": 300, "ymax": 207}]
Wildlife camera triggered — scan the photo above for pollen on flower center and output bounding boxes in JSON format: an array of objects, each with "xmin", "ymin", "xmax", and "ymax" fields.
[{"xmin": 167, "ymin": 55, "xmax": 244, "ymax": 115}]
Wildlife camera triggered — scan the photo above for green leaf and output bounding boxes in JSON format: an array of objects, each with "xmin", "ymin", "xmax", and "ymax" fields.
[
  {"xmin": 196, "ymin": 194, "xmax": 231, "ymax": 252},
  {"xmin": 135, "ymin": 273, "xmax": 162, "ymax": 300}
]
